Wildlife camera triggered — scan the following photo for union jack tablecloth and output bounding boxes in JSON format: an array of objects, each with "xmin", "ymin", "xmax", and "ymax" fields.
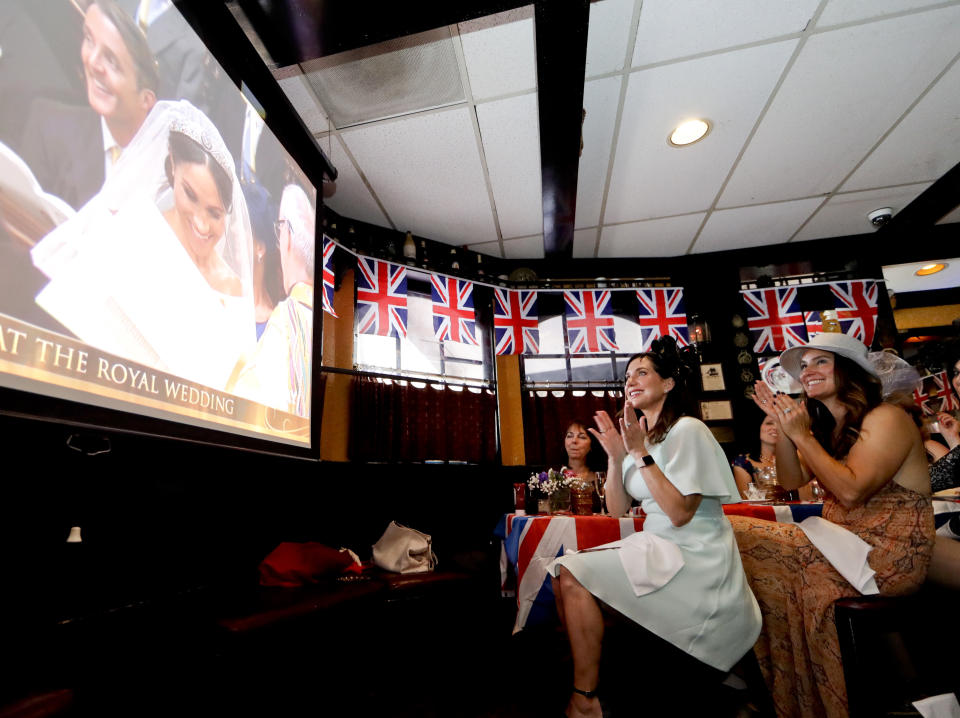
[
  {"xmin": 494, "ymin": 504, "xmax": 822, "ymax": 633},
  {"xmin": 495, "ymin": 500, "xmax": 960, "ymax": 632}
]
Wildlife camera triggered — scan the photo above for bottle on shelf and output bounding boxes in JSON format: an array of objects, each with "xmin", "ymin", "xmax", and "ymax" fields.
[{"xmin": 403, "ymin": 231, "xmax": 416, "ymax": 259}]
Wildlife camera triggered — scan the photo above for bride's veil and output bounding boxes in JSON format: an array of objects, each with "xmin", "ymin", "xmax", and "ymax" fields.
[{"xmin": 33, "ymin": 99, "xmax": 254, "ymax": 301}]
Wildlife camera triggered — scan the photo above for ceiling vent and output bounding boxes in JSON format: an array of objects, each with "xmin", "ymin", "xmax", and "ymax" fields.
[{"xmin": 300, "ymin": 27, "xmax": 465, "ymax": 129}]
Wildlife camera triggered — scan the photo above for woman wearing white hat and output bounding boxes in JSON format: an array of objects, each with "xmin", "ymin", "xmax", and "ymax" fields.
[{"xmin": 730, "ymin": 332, "xmax": 934, "ymax": 718}]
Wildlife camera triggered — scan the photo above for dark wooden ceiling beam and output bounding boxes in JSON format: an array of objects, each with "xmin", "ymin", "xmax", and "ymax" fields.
[
  {"xmin": 876, "ymin": 157, "xmax": 960, "ymax": 240},
  {"xmin": 535, "ymin": 0, "xmax": 590, "ymax": 263}
]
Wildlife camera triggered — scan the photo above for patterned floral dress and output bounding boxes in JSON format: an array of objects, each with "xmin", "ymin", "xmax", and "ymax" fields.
[{"xmin": 730, "ymin": 481, "xmax": 934, "ymax": 718}]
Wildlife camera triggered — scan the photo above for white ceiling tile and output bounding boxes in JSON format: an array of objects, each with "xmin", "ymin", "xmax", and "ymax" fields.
[
  {"xmin": 502, "ymin": 234, "xmax": 544, "ymax": 259},
  {"xmin": 322, "ymin": 135, "xmax": 391, "ymax": 227},
  {"xmin": 691, "ymin": 198, "xmax": 824, "ymax": 253},
  {"xmin": 275, "ymin": 72, "xmax": 330, "ymax": 134},
  {"xmin": 585, "ymin": 0, "xmax": 637, "ymax": 77},
  {"xmin": 476, "ymin": 93, "xmax": 543, "ymax": 239},
  {"xmin": 598, "ymin": 214, "xmax": 705, "ymax": 257},
  {"xmin": 937, "ymin": 205, "xmax": 960, "ymax": 225},
  {"xmin": 631, "ymin": 0, "xmax": 818, "ymax": 67},
  {"xmin": 338, "ymin": 108, "xmax": 498, "ymax": 245},
  {"xmin": 459, "ymin": 9, "xmax": 537, "ymax": 101},
  {"xmin": 818, "ymin": 0, "xmax": 951, "ymax": 27},
  {"xmin": 843, "ymin": 60, "xmax": 960, "ymax": 191},
  {"xmin": 604, "ymin": 41, "xmax": 797, "ymax": 224},
  {"xmin": 466, "ymin": 240, "xmax": 504, "ymax": 258},
  {"xmin": 721, "ymin": 7, "xmax": 960, "ymax": 206},
  {"xmin": 883, "ymin": 257, "xmax": 960, "ymax": 293},
  {"xmin": 573, "ymin": 228, "xmax": 600, "ymax": 258},
  {"xmin": 576, "ymin": 77, "xmax": 622, "ymax": 229},
  {"xmin": 793, "ymin": 183, "xmax": 932, "ymax": 241}
]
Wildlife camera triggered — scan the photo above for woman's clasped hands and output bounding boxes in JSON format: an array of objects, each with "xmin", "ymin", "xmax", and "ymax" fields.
[
  {"xmin": 752, "ymin": 380, "xmax": 810, "ymax": 443},
  {"xmin": 589, "ymin": 402, "xmax": 649, "ymax": 460}
]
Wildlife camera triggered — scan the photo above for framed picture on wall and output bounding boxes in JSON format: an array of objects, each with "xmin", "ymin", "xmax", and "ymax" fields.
[
  {"xmin": 700, "ymin": 400, "xmax": 733, "ymax": 421},
  {"xmin": 700, "ymin": 363, "xmax": 725, "ymax": 392}
]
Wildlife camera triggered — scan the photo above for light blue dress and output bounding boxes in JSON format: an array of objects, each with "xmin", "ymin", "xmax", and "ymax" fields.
[{"xmin": 550, "ymin": 417, "xmax": 761, "ymax": 671}]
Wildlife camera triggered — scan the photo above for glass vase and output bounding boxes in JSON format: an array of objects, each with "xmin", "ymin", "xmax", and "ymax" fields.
[{"xmin": 549, "ymin": 487, "xmax": 571, "ymax": 514}]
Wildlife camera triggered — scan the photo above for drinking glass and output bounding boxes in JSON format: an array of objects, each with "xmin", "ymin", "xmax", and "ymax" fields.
[{"xmin": 594, "ymin": 472, "xmax": 606, "ymax": 515}]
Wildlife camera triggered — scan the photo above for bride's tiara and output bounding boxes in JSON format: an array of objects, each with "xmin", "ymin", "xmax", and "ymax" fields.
[{"xmin": 168, "ymin": 115, "xmax": 235, "ymax": 184}]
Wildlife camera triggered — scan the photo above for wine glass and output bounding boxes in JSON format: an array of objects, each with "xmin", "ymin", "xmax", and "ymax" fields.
[{"xmin": 594, "ymin": 471, "xmax": 606, "ymax": 515}]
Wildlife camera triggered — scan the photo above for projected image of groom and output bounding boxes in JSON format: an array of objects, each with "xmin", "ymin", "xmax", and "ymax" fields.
[{"xmin": 21, "ymin": 0, "xmax": 159, "ymax": 211}]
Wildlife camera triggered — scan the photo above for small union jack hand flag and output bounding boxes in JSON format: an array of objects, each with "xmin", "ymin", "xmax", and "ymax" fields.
[
  {"xmin": 321, "ymin": 236, "xmax": 338, "ymax": 318},
  {"xmin": 356, "ymin": 257, "xmax": 408, "ymax": 338},
  {"xmin": 830, "ymin": 280, "xmax": 878, "ymax": 347},
  {"xmin": 913, "ymin": 370, "xmax": 959, "ymax": 416},
  {"xmin": 431, "ymin": 275, "xmax": 478, "ymax": 345},
  {"xmin": 493, "ymin": 289, "xmax": 539, "ymax": 355},
  {"xmin": 636, "ymin": 288, "xmax": 690, "ymax": 352},
  {"xmin": 741, "ymin": 287, "xmax": 808, "ymax": 353},
  {"xmin": 564, "ymin": 290, "xmax": 618, "ymax": 354}
]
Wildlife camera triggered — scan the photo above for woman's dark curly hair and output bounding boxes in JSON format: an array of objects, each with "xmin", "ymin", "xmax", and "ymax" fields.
[
  {"xmin": 806, "ymin": 353, "xmax": 882, "ymax": 459},
  {"xmin": 624, "ymin": 336, "xmax": 700, "ymax": 444}
]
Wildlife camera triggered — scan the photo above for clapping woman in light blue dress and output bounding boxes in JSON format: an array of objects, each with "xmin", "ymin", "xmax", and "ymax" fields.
[{"xmin": 549, "ymin": 337, "xmax": 760, "ymax": 718}]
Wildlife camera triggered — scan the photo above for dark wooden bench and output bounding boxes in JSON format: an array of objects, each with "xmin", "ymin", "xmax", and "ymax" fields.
[{"xmin": 835, "ymin": 587, "xmax": 960, "ymax": 717}]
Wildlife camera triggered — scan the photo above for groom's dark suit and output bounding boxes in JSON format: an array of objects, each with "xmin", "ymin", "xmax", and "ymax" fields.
[{"xmin": 19, "ymin": 99, "xmax": 105, "ymax": 211}]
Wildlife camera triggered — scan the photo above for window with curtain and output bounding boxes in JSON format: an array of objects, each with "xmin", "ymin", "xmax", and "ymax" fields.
[
  {"xmin": 350, "ymin": 273, "xmax": 498, "ymax": 463},
  {"xmin": 349, "ymin": 375, "xmax": 498, "ymax": 463},
  {"xmin": 520, "ymin": 291, "xmax": 644, "ymax": 385},
  {"xmin": 355, "ymin": 278, "xmax": 493, "ymax": 385}
]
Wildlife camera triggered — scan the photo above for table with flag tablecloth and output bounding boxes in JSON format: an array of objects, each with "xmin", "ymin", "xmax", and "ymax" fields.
[{"xmin": 495, "ymin": 499, "xmax": 960, "ymax": 632}]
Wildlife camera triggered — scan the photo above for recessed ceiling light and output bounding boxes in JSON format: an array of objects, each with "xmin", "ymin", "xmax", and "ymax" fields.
[
  {"xmin": 668, "ymin": 119, "xmax": 711, "ymax": 147},
  {"xmin": 915, "ymin": 263, "xmax": 947, "ymax": 276}
]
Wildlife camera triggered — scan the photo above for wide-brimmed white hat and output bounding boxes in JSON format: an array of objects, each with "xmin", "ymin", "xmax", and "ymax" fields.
[{"xmin": 779, "ymin": 333, "xmax": 878, "ymax": 379}]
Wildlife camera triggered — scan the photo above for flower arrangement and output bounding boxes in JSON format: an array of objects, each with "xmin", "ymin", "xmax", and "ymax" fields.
[{"xmin": 528, "ymin": 466, "xmax": 588, "ymax": 495}]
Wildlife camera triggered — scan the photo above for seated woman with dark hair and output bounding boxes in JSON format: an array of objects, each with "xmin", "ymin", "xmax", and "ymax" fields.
[
  {"xmin": 732, "ymin": 333, "xmax": 934, "ymax": 718},
  {"xmin": 548, "ymin": 338, "xmax": 760, "ymax": 718},
  {"xmin": 731, "ymin": 413, "xmax": 780, "ymax": 499},
  {"xmin": 563, "ymin": 419, "xmax": 605, "ymax": 478}
]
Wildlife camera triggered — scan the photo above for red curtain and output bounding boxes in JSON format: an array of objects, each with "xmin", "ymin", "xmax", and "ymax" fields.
[
  {"xmin": 350, "ymin": 375, "xmax": 498, "ymax": 463},
  {"xmin": 522, "ymin": 389, "xmax": 623, "ymax": 467}
]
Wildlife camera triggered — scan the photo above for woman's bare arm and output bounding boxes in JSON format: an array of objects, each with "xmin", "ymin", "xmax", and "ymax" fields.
[{"xmin": 775, "ymin": 398, "xmax": 921, "ymax": 508}]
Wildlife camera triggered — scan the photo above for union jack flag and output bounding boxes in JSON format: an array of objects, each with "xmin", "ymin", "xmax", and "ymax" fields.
[
  {"xmin": 498, "ymin": 514, "xmax": 644, "ymax": 631},
  {"xmin": 913, "ymin": 370, "xmax": 959, "ymax": 416},
  {"xmin": 804, "ymin": 311, "xmax": 822, "ymax": 339},
  {"xmin": 564, "ymin": 290, "xmax": 618, "ymax": 354},
  {"xmin": 431, "ymin": 275, "xmax": 478, "ymax": 345},
  {"xmin": 320, "ymin": 236, "xmax": 338, "ymax": 318},
  {"xmin": 493, "ymin": 289, "xmax": 539, "ymax": 355},
  {"xmin": 830, "ymin": 280, "xmax": 878, "ymax": 347},
  {"xmin": 741, "ymin": 287, "xmax": 807, "ymax": 353},
  {"xmin": 636, "ymin": 288, "xmax": 690, "ymax": 351},
  {"xmin": 356, "ymin": 257, "xmax": 407, "ymax": 338}
]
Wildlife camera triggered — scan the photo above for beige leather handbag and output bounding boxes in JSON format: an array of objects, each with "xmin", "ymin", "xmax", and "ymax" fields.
[{"xmin": 372, "ymin": 521, "xmax": 438, "ymax": 573}]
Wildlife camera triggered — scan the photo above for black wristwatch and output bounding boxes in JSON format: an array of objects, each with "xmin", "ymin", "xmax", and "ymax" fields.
[{"xmin": 639, "ymin": 454, "xmax": 655, "ymax": 467}]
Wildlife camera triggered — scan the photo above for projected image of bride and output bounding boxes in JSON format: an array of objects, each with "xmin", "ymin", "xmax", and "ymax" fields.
[
  {"xmin": 0, "ymin": 1, "xmax": 317, "ymax": 446},
  {"xmin": 31, "ymin": 100, "xmax": 257, "ymax": 392}
]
